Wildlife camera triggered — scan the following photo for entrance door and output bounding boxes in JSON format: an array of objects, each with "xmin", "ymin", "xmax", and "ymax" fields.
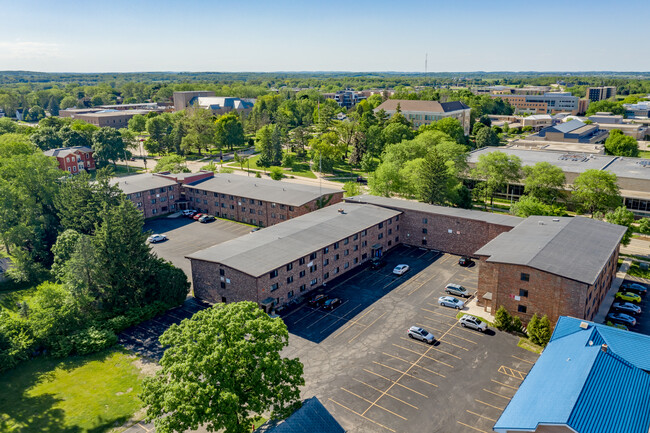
[{"xmin": 371, "ymin": 245, "xmax": 383, "ymax": 258}]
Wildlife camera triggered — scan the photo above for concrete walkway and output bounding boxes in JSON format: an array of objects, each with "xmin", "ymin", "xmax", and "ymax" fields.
[
  {"xmin": 463, "ymin": 295, "xmax": 496, "ymax": 323},
  {"xmin": 592, "ymin": 259, "xmax": 631, "ymax": 323}
]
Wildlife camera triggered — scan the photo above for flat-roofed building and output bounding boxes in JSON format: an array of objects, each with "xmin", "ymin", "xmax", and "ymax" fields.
[
  {"xmin": 111, "ymin": 173, "xmax": 180, "ymax": 218},
  {"xmin": 522, "ymin": 114, "xmax": 554, "ymax": 131},
  {"xmin": 187, "ymin": 203, "xmax": 402, "ymax": 308},
  {"xmin": 374, "ymin": 99, "xmax": 472, "ymax": 135},
  {"xmin": 183, "ymin": 174, "xmax": 343, "ymax": 227},
  {"xmin": 534, "ymin": 119, "xmax": 609, "ymax": 144},
  {"xmin": 586, "ymin": 86, "xmax": 617, "ymax": 102},
  {"xmin": 624, "ymin": 101, "xmax": 650, "ymax": 119},
  {"xmin": 475, "ymin": 216, "xmax": 625, "ymax": 324},
  {"xmin": 173, "ymin": 91, "xmax": 215, "ymax": 111},
  {"xmin": 62, "ymin": 109, "xmax": 151, "ymax": 128},
  {"xmin": 494, "ymin": 93, "xmax": 582, "ymax": 115},
  {"xmin": 194, "ymin": 97, "xmax": 254, "ymax": 116}
]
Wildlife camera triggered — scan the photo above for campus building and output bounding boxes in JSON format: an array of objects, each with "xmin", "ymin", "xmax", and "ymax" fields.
[
  {"xmin": 193, "ymin": 97, "xmax": 255, "ymax": 116},
  {"xmin": 172, "ymin": 91, "xmax": 216, "ymax": 111},
  {"xmin": 323, "ymin": 89, "xmax": 366, "ymax": 109},
  {"xmin": 586, "ymin": 86, "xmax": 617, "ymax": 102},
  {"xmin": 493, "ymin": 93, "xmax": 583, "ymax": 115},
  {"xmin": 374, "ymin": 99, "xmax": 472, "ymax": 135},
  {"xmin": 43, "ymin": 146, "xmax": 96, "ymax": 174},
  {"xmin": 495, "ymin": 316, "xmax": 650, "ymax": 433},
  {"xmin": 532, "ymin": 119, "xmax": 609, "ymax": 144},
  {"xmin": 475, "ymin": 216, "xmax": 625, "ymax": 324},
  {"xmin": 624, "ymin": 101, "xmax": 650, "ymax": 119},
  {"xmin": 60, "ymin": 108, "xmax": 153, "ymax": 128}
]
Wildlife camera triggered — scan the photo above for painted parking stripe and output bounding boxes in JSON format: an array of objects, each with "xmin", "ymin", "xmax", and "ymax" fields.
[
  {"xmin": 363, "ymin": 369, "xmax": 429, "ymax": 398},
  {"xmin": 483, "ymin": 388, "xmax": 512, "ymax": 400},
  {"xmin": 421, "ymin": 307, "xmax": 458, "ymax": 319},
  {"xmin": 305, "ymin": 300, "xmax": 350, "ymax": 329},
  {"xmin": 417, "ymin": 324, "xmax": 478, "ymax": 345},
  {"xmin": 340, "ymin": 388, "xmax": 407, "ymax": 420},
  {"xmin": 392, "ymin": 344, "xmax": 454, "ymax": 368},
  {"xmin": 438, "ymin": 339, "xmax": 470, "ymax": 351},
  {"xmin": 498, "ymin": 365, "xmax": 527, "ymax": 380},
  {"xmin": 457, "ymin": 421, "xmax": 490, "ymax": 433},
  {"xmin": 352, "ymin": 378, "xmax": 419, "ymax": 409},
  {"xmin": 466, "ymin": 410, "xmax": 496, "ymax": 422},
  {"xmin": 348, "ymin": 312, "xmax": 386, "ymax": 344},
  {"xmin": 491, "ymin": 379, "xmax": 519, "ymax": 390},
  {"xmin": 512, "ymin": 355, "xmax": 535, "ymax": 365},
  {"xmin": 398, "ymin": 337, "xmax": 461, "ymax": 359},
  {"xmin": 475, "ymin": 399, "xmax": 505, "ymax": 411},
  {"xmin": 328, "ymin": 399, "xmax": 397, "ymax": 433},
  {"xmin": 318, "ymin": 304, "xmax": 364, "ymax": 333},
  {"xmin": 332, "ymin": 308, "xmax": 375, "ymax": 338},
  {"xmin": 381, "ymin": 352, "xmax": 446, "ymax": 378},
  {"xmin": 373, "ymin": 362, "xmax": 438, "ymax": 388}
]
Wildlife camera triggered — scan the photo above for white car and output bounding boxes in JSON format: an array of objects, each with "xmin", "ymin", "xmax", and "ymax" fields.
[
  {"xmin": 393, "ymin": 264, "xmax": 410, "ymax": 275},
  {"xmin": 439, "ymin": 296, "xmax": 464, "ymax": 310},
  {"xmin": 147, "ymin": 234, "xmax": 167, "ymax": 243},
  {"xmin": 407, "ymin": 326, "xmax": 435, "ymax": 344},
  {"xmin": 459, "ymin": 315, "xmax": 488, "ymax": 332}
]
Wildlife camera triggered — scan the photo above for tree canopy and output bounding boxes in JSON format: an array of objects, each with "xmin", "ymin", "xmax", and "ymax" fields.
[
  {"xmin": 604, "ymin": 129, "xmax": 639, "ymax": 157},
  {"xmin": 522, "ymin": 162, "xmax": 566, "ymax": 204},
  {"xmin": 572, "ymin": 169, "xmax": 621, "ymax": 215}
]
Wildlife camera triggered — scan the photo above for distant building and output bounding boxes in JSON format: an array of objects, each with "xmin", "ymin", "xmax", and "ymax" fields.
[
  {"xmin": 173, "ymin": 91, "xmax": 215, "ymax": 111},
  {"xmin": 193, "ymin": 97, "xmax": 255, "ymax": 116},
  {"xmin": 374, "ymin": 99, "xmax": 472, "ymax": 135},
  {"xmin": 60, "ymin": 108, "xmax": 152, "ymax": 128},
  {"xmin": 495, "ymin": 316, "xmax": 650, "ymax": 433},
  {"xmin": 624, "ymin": 101, "xmax": 650, "ymax": 119},
  {"xmin": 323, "ymin": 89, "xmax": 366, "ymax": 109},
  {"xmin": 586, "ymin": 86, "xmax": 617, "ymax": 102},
  {"xmin": 521, "ymin": 114, "xmax": 554, "ymax": 131},
  {"xmin": 589, "ymin": 112, "xmax": 648, "ymax": 140},
  {"xmin": 43, "ymin": 146, "xmax": 96, "ymax": 174},
  {"xmin": 494, "ymin": 93, "xmax": 582, "ymax": 115},
  {"xmin": 533, "ymin": 119, "xmax": 609, "ymax": 144}
]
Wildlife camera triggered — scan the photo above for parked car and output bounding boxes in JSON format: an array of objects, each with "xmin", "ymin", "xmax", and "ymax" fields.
[
  {"xmin": 309, "ymin": 294, "xmax": 328, "ymax": 307},
  {"xmin": 612, "ymin": 302, "xmax": 642, "ymax": 315},
  {"xmin": 458, "ymin": 257, "xmax": 473, "ymax": 267},
  {"xmin": 199, "ymin": 215, "xmax": 215, "ymax": 223},
  {"xmin": 147, "ymin": 234, "xmax": 167, "ymax": 243},
  {"xmin": 323, "ymin": 298, "xmax": 342, "ymax": 310},
  {"xmin": 445, "ymin": 283, "xmax": 470, "ymax": 298},
  {"xmin": 356, "ymin": 176, "xmax": 368, "ymax": 185},
  {"xmin": 407, "ymin": 326, "xmax": 435, "ymax": 344},
  {"xmin": 183, "ymin": 209, "xmax": 197, "ymax": 217},
  {"xmin": 605, "ymin": 321, "xmax": 629, "ymax": 331},
  {"xmin": 193, "ymin": 213, "xmax": 206, "ymax": 221},
  {"xmin": 370, "ymin": 258, "xmax": 386, "ymax": 270},
  {"xmin": 615, "ymin": 292, "xmax": 642, "ymax": 303},
  {"xmin": 438, "ymin": 296, "xmax": 465, "ymax": 310},
  {"xmin": 393, "ymin": 264, "xmax": 410, "ymax": 275},
  {"xmin": 621, "ymin": 282, "xmax": 648, "ymax": 295},
  {"xmin": 606, "ymin": 312, "xmax": 636, "ymax": 327},
  {"xmin": 459, "ymin": 315, "xmax": 487, "ymax": 332},
  {"xmin": 250, "ymin": 227, "xmax": 261, "ymax": 233}
]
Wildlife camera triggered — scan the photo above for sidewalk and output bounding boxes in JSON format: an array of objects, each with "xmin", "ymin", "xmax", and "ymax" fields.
[
  {"xmin": 463, "ymin": 296, "xmax": 495, "ymax": 323},
  {"xmin": 592, "ymin": 259, "xmax": 631, "ymax": 323}
]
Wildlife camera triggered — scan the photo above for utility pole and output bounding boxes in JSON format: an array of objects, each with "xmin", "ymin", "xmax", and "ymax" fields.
[{"xmin": 425, "ymin": 52, "xmax": 428, "ymax": 74}]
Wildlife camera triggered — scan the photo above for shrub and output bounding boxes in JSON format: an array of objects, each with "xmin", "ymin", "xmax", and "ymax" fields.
[
  {"xmin": 511, "ymin": 316, "xmax": 523, "ymax": 333},
  {"xmin": 107, "ymin": 315, "xmax": 132, "ymax": 333},
  {"xmin": 269, "ymin": 166, "xmax": 284, "ymax": 180},
  {"xmin": 72, "ymin": 327, "xmax": 117, "ymax": 355},
  {"xmin": 255, "ymin": 172, "xmax": 262, "ymax": 178},
  {"xmin": 281, "ymin": 153, "xmax": 295, "ymax": 168},
  {"xmin": 219, "ymin": 167, "xmax": 234, "ymax": 174},
  {"xmin": 527, "ymin": 313, "xmax": 541, "ymax": 344},
  {"xmin": 494, "ymin": 306, "xmax": 513, "ymax": 331},
  {"xmin": 50, "ymin": 336, "xmax": 74, "ymax": 358},
  {"xmin": 343, "ymin": 181, "xmax": 361, "ymax": 197},
  {"xmin": 638, "ymin": 218, "xmax": 650, "ymax": 235},
  {"xmin": 536, "ymin": 315, "xmax": 552, "ymax": 347}
]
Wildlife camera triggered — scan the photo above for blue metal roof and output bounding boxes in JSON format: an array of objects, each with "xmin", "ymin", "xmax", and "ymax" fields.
[
  {"xmin": 548, "ymin": 119, "xmax": 585, "ymax": 134},
  {"xmin": 260, "ymin": 397, "xmax": 344, "ymax": 433},
  {"xmin": 495, "ymin": 316, "xmax": 650, "ymax": 433}
]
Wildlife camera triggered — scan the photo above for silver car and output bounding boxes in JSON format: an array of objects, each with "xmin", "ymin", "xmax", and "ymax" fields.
[
  {"xmin": 407, "ymin": 326, "xmax": 435, "ymax": 344},
  {"xmin": 459, "ymin": 314, "xmax": 488, "ymax": 332},
  {"xmin": 439, "ymin": 296, "xmax": 465, "ymax": 310},
  {"xmin": 445, "ymin": 283, "xmax": 470, "ymax": 298},
  {"xmin": 612, "ymin": 302, "xmax": 641, "ymax": 315}
]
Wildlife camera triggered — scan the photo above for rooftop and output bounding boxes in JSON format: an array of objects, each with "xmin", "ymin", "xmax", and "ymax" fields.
[
  {"xmin": 374, "ymin": 99, "xmax": 470, "ymax": 113},
  {"xmin": 186, "ymin": 203, "xmax": 401, "ymax": 277},
  {"xmin": 75, "ymin": 109, "xmax": 151, "ymax": 117},
  {"xmin": 109, "ymin": 173, "xmax": 177, "ymax": 195},
  {"xmin": 185, "ymin": 174, "xmax": 341, "ymax": 207},
  {"xmin": 43, "ymin": 146, "xmax": 93, "ymax": 158},
  {"xmin": 604, "ymin": 157, "xmax": 650, "ymax": 181},
  {"xmin": 259, "ymin": 397, "xmax": 344, "ymax": 433},
  {"xmin": 475, "ymin": 216, "xmax": 626, "ymax": 285},
  {"xmin": 344, "ymin": 195, "xmax": 522, "ymax": 227},
  {"xmin": 468, "ymin": 147, "xmax": 616, "ymax": 173},
  {"xmin": 494, "ymin": 316, "xmax": 650, "ymax": 433}
]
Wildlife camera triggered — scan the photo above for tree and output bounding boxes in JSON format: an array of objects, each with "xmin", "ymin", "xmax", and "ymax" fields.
[
  {"xmin": 417, "ymin": 147, "xmax": 452, "ymax": 205},
  {"xmin": 638, "ymin": 218, "xmax": 650, "ymax": 235},
  {"xmin": 522, "ymin": 162, "xmax": 566, "ymax": 204},
  {"xmin": 510, "ymin": 195, "xmax": 564, "ymax": 217},
  {"xmin": 605, "ymin": 206, "xmax": 635, "ymax": 246},
  {"xmin": 256, "ymin": 125, "xmax": 276, "ymax": 168},
  {"xmin": 586, "ymin": 100, "xmax": 624, "ymax": 117},
  {"xmin": 343, "ymin": 181, "xmax": 362, "ymax": 197},
  {"xmin": 471, "ymin": 151, "xmax": 522, "ymax": 210},
  {"xmin": 128, "ymin": 114, "xmax": 147, "ymax": 133},
  {"xmin": 419, "ymin": 117, "xmax": 466, "ymax": 144},
  {"xmin": 215, "ymin": 113, "xmax": 245, "ymax": 151},
  {"xmin": 146, "ymin": 115, "xmax": 174, "ymax": 154},
  {"xmin": 182, "ymin": 109, "xmax": 215, "ymax": 156},
  {"xmin": 604, "ymin": 129, "xmax": 639, "ymax": 157},
  {"xmin": 30, "ymin": 126, "xmax": 63, "ymax": 151},
  {"xmin": 475, "ymin": 127, "xmax": 500, "ymax": 148},
  {"xmin": 382, "ymin": 122, "xmax": 414, "ymax": 145},
  {"xmin": 92, "ymin": 127, "xmax": 129, "ymax": 167},
  {"xmin": 527, "ymin": 313, "xmax": 541, "ymax": 345},
  {"xmin": 269, "ymin": 166, "xmax": 284, "ymax": 180},
  {"xmin": 59, "ymin": 96, "xmax": 77, "ymax": 110},
  {"xmin": 494, "ymin": 306, "xmax": 513, "ymax": 331},
  {"xmin": 536, "ymin": 315, "xmax": 552, "ymax": 347},
  {"xmin": 59, "ymin": 125, "xmax": 91, "ymax": 148},
  {"xmin": 572, "ymin": 169, "xmax": 621, "ymax": 216},
  {"xmin": 140, "ymin": 302, "xmax": 304, "ymax": 433},
  {"xmin": 154, "ymin": 155, "xmax": 190, "ymax": 173}
]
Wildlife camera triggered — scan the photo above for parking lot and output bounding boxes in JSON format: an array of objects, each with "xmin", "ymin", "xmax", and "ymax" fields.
[
  {"xmin": 607, "ymin": 276, "xmax": 650, "ymax": 335},
  {"xmin": 144, "ymin": 216, "xmax": 251, "ymax": 277},
  {"xmin": 280, "ymin": 245, "xmax": 539, "ymax": 433}
]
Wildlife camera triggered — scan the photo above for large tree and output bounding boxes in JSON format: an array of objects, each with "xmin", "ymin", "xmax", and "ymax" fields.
[
  {"xmin": 471, "ymin": 151, "xmax": 522, "ymax": 210},
  {"xmin": 572, "ymin": 169, "xmax": 621, "ymax": 216},
  {"xmin": 475, "ymin": 127, "xmax": 500, "ymax": 148},
  {"xmin": 604, "ymin": 206, "xmax": 635, "ymax": 246},
  {"xmin": 604, "ymin": 129, "xmax": 639, "ymax": 157},
  {"xmin": 141, "ymin": 302, "xmax": 304, "ymax": 433},
  {"xmin": 215, "ymin": 112, "xmax": 245, "ymax": 151},
  {"xmin": 522, "ymin": 162, "xmax": 566, "ymax": 204},
  {"xmin": 417, "ymin": 147, "xmax": 452, "ymax": 205},
  {"xmin": 92, "ymin": 127, "xmax": 130, "ymax": 167}
]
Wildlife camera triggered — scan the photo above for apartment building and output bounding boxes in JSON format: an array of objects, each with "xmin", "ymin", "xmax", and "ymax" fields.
[
  {"xmin": 586, "ymin": 86, "xmax": 617, "ymax": 102},
  {"xmin": 43, "ymin": 146, "xmax": 96, "ymax": 174},
  {"xmin": 323, "ymin": 89, "xmax": 367, "ymax": 109},
  {"xmin": 374, "ymin": 99, "xmax": 472, "ymax": 135},
  {"xmin": 183, "ymin": 174, "xmax": 343, "ymax": 227},
  {"xmin": 494, "ymin": 93, "xmax": 583, "ymax": 115},
  {"xmin": 111, "ymin": 173, "xmax": 180, "ymax": 219}
]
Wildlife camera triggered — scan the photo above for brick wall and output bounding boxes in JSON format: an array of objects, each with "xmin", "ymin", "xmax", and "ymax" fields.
[
  {"xmin": 191, "ymin": 260, "xmax": 259, "ymax": 304},
  {"xmin": 126, "ymin": 183, "xmax": 180, "ymax": 219}
]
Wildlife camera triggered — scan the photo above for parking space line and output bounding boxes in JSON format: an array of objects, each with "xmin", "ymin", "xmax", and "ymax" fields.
[
  {"xmin": 372, "ymin": 362, "xmax": 438, "ymax": 388},
  {"xmin": 348, "ymin": 312, "xmax": 386, "ymax": 344},
  {"xmin": 483, "ymin": 389, "xmax": 512, "ymax": 400},
  {"xmin": 512, "ymin": 355, "xmax": 535, "ymax": 365},
  {"xmin": 332, "ymin": 307, "xmax": 374, "ymax": 338},
  {"xmin": 475, "ymin": 399, "xmax": 505, "ymax": 411},
  {"xmin": 292, "ymin": 308, "xmax": 321, "ymax": 325},
  {"xmin": 417, "ymin": 324, "xmax": 478, "ymax": 344},
  {"xmin": 398, "ymin": 337, "xmax": 462, "ymax": 359},
  {"xmin": 381, "ymin": 352, "xmax": 446, "ymax": 378},
  {"xmin": 328, "ymin": 399, "xmax": 397, "ymax": 433},
  {"xmin": 438, "ymin": 339, "xmax": 470, "ymax": 351},
  {"xmin": 421, "ymin": 307, "xmax": 458, "ymax": 319},
  {"xmin": 420, "ymin": 315, "xmax": 457, "ymax": 327},
  {"xmin": 491, "ymin": 379, "xmax": 519, "ymax": 390},
  {"xmin": 363, "ymin": 369, "xmax": 429, "ymax": 398},
  {"xmin": 498, "ymin": 365, "xmax": 527, "ymax": 380},
  {"xmin": 340, "ymin": 388, "xmax": 407, "ymax": 421},
  {"xmin": 318, "ymin": 304, "xmax": 363, "ymax": 333},
  {"xmin": 466, "ymin": 410, "xmax": 496, "ymax": 422},
  {"xmin": 408, "ymin": 273, "xmax": 439, "ymax": 296},
  {"xmin": 392, "ymin": 344, "xmax": 454, "ymax": 368},
  {"xmin": 352, "ymin": 378, "xmax": 419, "ymax": 409},
  {"xmin": 457, "ymin": 421, "xmax": 490, "ymax": 433},
  {"xmin": 305, "ymin": 301, "xmax": 350, "ymax": 329}
]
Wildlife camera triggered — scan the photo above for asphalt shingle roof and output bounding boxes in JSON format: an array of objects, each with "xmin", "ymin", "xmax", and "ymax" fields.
[
  {"xmin": 374, "ymin": 99, "xmax": 470, "ymax": 113},
  {"xmin": 185, "ymin": 174, "xmax": 341, "ymax": 207},
  {"xmin": 186, "ymin": 203, "xmax": 401, "ymax": 277},
  {"xmin": 474, "ymin": 216, "xmax": 626, "ymax": 285},
  {"xmin": 43, "ymin": 146, "xmax": 93, "ymax": 158},
  {"xmin": 109, "ymin": 173, "xmax": 177, "ymax": 195}
]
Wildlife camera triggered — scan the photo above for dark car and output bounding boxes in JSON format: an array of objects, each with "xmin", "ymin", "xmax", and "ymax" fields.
[
  {"xmin": 309, "ymin": 294, "xmax": 328, "ymax": 307},
  {"xmin": 323, "ymin": 298, "xmax": 342, "ymax": 310},
  {"xmin": 199, "ymin": 215, "xmax": 215, "ymax": 223},
  {"xmin": 612, "ymin": 302, "xmax": 642, "ymax": 315},
  {"xmin": 606, "ymin": 312, "xmax": 636, "ymax": 327},
  {"xmin": 356, "ymin": 176, "xmax": 367, "ymax": 185},
  {"xmin": 370, "ymin": 258, "xmax": 385, "ymax": 270},
  {"xmin": 621, "ymin": 282, "xmax": 648, "ymax": 295},
  {"xmin": 250, "ymin": 227, "xmax": 261, "ymax": 233},
  {"xmin": 458, "ymin": 256, "xmax": 474, "ymax": 267}
]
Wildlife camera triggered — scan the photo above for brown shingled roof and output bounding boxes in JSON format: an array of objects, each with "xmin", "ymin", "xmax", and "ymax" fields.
[{"xmin": 375, "ymin": 99, "xmax": 470, "ymax": 113}]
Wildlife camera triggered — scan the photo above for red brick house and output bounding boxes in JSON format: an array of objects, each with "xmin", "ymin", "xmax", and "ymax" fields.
[{"xmin": 43, "ymin": 146, "xmax": 96, "ymax": 174}]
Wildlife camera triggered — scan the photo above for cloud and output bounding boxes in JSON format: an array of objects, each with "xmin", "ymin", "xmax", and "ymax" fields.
[{"xmin": 0, "ymin": 41, "xmax": 63, "ymax": 60}]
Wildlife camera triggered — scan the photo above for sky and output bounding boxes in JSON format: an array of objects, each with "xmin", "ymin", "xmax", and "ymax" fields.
[{"xmin": 1, "ymin": 0, "xmax": 648, "ymax": 73}]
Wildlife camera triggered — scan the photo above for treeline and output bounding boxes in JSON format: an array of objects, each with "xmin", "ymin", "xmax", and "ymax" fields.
[{"xmin": 0, "ymin": 135, "xmax": 189, "ymax": 371}]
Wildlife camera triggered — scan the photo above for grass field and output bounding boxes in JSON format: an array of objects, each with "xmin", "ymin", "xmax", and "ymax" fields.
[
  {"xmin": 0, "ymin": 349, "xmax": 144, "ymax": 433},
  {"xmin": 226, "ymin": 155, "xmax": 317, "ymax": 179}
]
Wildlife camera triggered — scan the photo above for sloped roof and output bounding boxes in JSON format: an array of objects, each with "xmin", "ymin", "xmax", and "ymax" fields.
[
  {"xmin": 187, "ymin": 203, "xmax": 401, "ymax": 277},
  {"xmin": 548, "ymin": 119, "xmax": 586, "ymax": 134},
  {"xmin": 475, "ymin": 216, "xmax": 626, "ymax": 285},
  {"xmin": 43, "ymin": 146, "xmax": 93, "ymax": 158},
  {"xmin": 109, "ymin": 173, "xmax": 177, "ymax": 195},
  {"xmin": 494, "ymin": 316, "xmax": 650, "ymax": 433},
  {"xmin": 260, "ymin": 397, "xmax": 344, "ymax": 433},
  {"xmin": 374, "ymin": 99, "xmax": 470, "ymax": 113}
]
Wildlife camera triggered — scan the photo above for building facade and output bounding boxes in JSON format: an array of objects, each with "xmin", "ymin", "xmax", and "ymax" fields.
[
  {"xmin": 586, "ymin": 86, "xmax": 617, "ymax": 102},
  {"xmin": 374, "ymin": 99, "xmax": 472, "ymax": 135},
  {"xmin": 494, "ymin": 93, "xmax": 582, "ymax": 115},
  {"xmin": 323, "ymin": 89, "xmax": 367, "ymax": 109},
  {"xmin": 173, "ymin": 91, "xmax": 216, "ymax": 111},
  {"xmin": 43, "ymin": 146, "xmax": 96, "ymax": 174},
  {"xmin": 111, "ymin": 173, "xmax": 181, "ymax": 219},
  {"xmin": 60, "ymin": 109, "xmax": 152, "ymax": 128},
  {"xmin": 624, "ymin": 101, "xmax": 650, "ymax": 119}
]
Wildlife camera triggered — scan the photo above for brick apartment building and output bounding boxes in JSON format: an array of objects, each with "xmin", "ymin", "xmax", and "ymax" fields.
[
  {"xmin": 183, "ymin": 174, "xmax": 343, "ymax": 227},
  {"xmin": 43, "ymin": 146, "xmax": 96, "ymax": 174},
  {"xmin": 111, "ymin": 173, "xmax": 181, "ymax": 219},
  {"xmin": 475, "ymin": 216, "xmax": 625, "ymax": 325}
]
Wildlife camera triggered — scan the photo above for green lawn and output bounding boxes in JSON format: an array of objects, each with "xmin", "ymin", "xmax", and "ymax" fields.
[
  {"xmin": 639, "ymin": 151, "xmax": 650, "ymax": 159},
  {"xmin": 0, "ymin": 349, "xmax": 144, "ymax": 433},
  {"xmin": 226, "ymin": 155, "xmax": 317, "ymax": 179},
  {"xmin": 627, "ymin": 261, "xmax": 650, "ymax": 279},
  {"xmin": 517, "ymin": 337, "xmax": 544, "ymax": 354}
]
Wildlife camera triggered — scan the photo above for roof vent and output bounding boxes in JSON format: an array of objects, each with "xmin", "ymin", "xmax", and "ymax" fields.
[
  {"xmin": 552, "ymin": 218, "xmax": 560, "ymax": 222},
  {"xmin": 588, "ymin": 340, "xmax": 594, "ymax": 346},
  {"xmin": 601, "ymin": 344, "xmax": 608, "ymax": 353},
  {"xmin": 538, "ymin": 221, "xmax": 545, "ymax": 225},
  {"xmin": 338, "ymin": 208, "xmax": 345, "ymax": 214},
  {"xmin": 579, "ymin": 321, "xmax": 589, "ymax": 329}
]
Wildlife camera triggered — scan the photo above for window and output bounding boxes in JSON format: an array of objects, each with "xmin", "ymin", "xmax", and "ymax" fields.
[
  {"xmin": 270, "ymin": 283, "xmax": 279, "ymax": 292},
  {"xmin": 310, "ymin": 278, "xmax": 317, "ymax": 286},
  {"xmin": 344, "ymin": 250, "xmax": 349, "ymax": 256},
  {"xmin": 344, "ymin": 262, "xmax": 349, "ymax": 269},
  {"xmin": 378, "ymin": 222, "xmax": 383, "ymax": 229},
  {"xmin": 280, "ymin": 204, "xmax": 285, "ymax": 210},
  {"xmin": 362, "ymin": 230, "xmax": 367, "ymax": 237},
  {"xmin": 353, "ymin": 258, "xmax": 358, "ymax": 264},
  {"xmin": 422, "ymin": 239, "xmax": 427, "ymax": 245},
  {"xmin": 300, "ymin": 284, "xmax": 306, "ymax": 292},
  {"xmin": 388, "ymin": 229, "xmax": 392, "ymax": 235},
  {"xmin": 323, "ymin": 272, "xmax": 329, "ymax": 280},
  {"xmin": 334, "ymin": 242, "xmax": 339, "ymax": 250},
  {"xmin": 270, "ymin": 270, "xmax": 278, "ymax": 278},
  {"xmin": 280, "ymin": 215, "xmax": 286, "ymax": 220},
  {"xmin": 519, "ymin": 289, "xmax": 529, "ymax": 298},
  {"xmin": 344, "ymin": 238, "xmax": 349, "ymax": 245},
  {"xmin": 323, "ymin": 247, "xmax": 329, "ymax": 254},
  {"xmin": 422, "ymin": 218, "xmax": 428, "ymax": 224},
  {"xmin": 271, "ymin": 213, "xmax": 276, "ymax": 218},
  {"xmin": 288, "ymin": 290, "xmax": 294, "ymax": 298},
  {"xmin": 388, "ymin": 218, "xmax": 392, "ymax": 225},
  {"xmin": 518, "ymin": 305, "xmax": 527, "ymax": 313},
  {"xmin": 353, "ymin": 234, "xmax": 359, "ymax": 241},
  {"xmin": 521, "ymin": 273, "xmax": 530, "ymax": 282},
  {"xmin": 220, "ymin": 282, "xmax": 226, "ymax": 289},
  {"xmin": 137, "ymin": 202, "xmax": 142, "ymax": 208},
  {"xmin": 152, "ymin": 209, "xmax": 157, "ymax": 215},
  {"xmin": 334, "ymin": 267, "xmax": 340, "ymax": 275},
  {"xmin": 334, "ymin": 254, "xmax": 340, "ymax": 261},
  {"xmin": 362, "ymin": 241, "xmax": 367, "ymax": 247},
  {"xmin": 271, "ymin": 203, "xmax": 276, "ymax": 208},
  {"xmin": 378, "ymin": 233, "xmax": 383, "ymax": 240},
  {"xmin": 242, "ymin": 198, "xmax": 247, "ymax": 204},
  {"xmin": 287, "ymin": 276, "xmax": 294, "ymax": 284},
  {"xmin": 126, "ymin": 194, "xmax": 131, "ymax": 200},
  {"xmin": 289, "ymin": 206, "xmax": 294, "ymax": 211},
  {"xmin": 299, "ymin": 270, "xmax": 306, "ymax": 278},
  {"xmin": 286, "ymin": 263, "xmax": 293, "ymax": 271},
  {"xmin": 299, "ymin": 258, "xmax": 305, "ymax": 265},
  {"xmin": 309, "ymin": 252, "xmax": 317, "ymax": 260},
  {"xmin": 324, "ymin": 259, "xmax": 329, "ymax": 266},
  {"xmin": 362, "ymin": 253, "xmax": 367, "ymax": 260},
  {"xmin": 353, "ymin": 245, "xmax": 358, "ymax": 251},
  {"xmin": 395, "ymin": 215, "xmax": 399, "ymax": 221},
  {"xmin": 151, "ymin": 199, "xmax": 156, "ymax": 204},
  {"xmin": 422, "ymin": 228, "xmax": 427, "ymax": 234},
  {"xmin": 309, "ymin": 264, "xmax": 317, "ymax": 273}
]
